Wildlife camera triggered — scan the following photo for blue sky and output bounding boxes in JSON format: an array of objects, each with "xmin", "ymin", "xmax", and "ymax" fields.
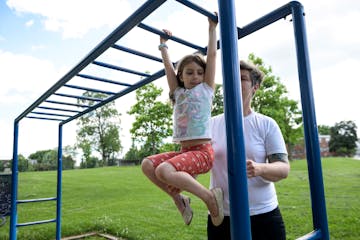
[{"xmin": 1, "ymin": 0, "xmax": 359, "ymax": 160}]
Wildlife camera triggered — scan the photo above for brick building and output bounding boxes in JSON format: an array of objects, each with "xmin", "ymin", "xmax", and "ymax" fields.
[{"xmin": 290, "ymin": 135, "xmax": 332, "ymax": 160}]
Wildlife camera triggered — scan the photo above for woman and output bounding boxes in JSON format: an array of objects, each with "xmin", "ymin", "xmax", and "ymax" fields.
[{"xmin": 208, "ymin": 60, "xmax": 290, "ymax": 240}]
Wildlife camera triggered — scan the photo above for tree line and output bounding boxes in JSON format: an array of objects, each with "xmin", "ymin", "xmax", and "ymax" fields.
[
  {"xmin": 2, "ymin": 147, "xmax": 76, "ymax": 172},
  {"xmin": 4, "ymin": 54, "xmax": 357, "ymax": 172}
]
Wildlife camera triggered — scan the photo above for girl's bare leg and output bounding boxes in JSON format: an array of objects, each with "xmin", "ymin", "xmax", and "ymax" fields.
[
  {"xmin": 141, "ymin": 158, "xmax": 187, "ymax": 213},
  {"xmin": 155, "ymin": 162, "xmax": 219, "ymax": 217}
]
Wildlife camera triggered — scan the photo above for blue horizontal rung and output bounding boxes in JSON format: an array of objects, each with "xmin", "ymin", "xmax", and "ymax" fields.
[
  {"xmin": 25, "ymin": 116, "xmax": 64, "ymax": 121},
  {"xmin": 92, "ymin": 61, "xmax": 151, "ymax": 78},
  {"xmin": 37, "ymin": 106, "xmax": 81, "ymax": 113},
  {"xmin": 64, "ymin": 84, "xmax": 117, "ymax": 95},
  {"xmin": 77, "ymin": 73, "xmax": 133, "ymax": 86},
  {"xmin": 30, "ymin": 111, "xmax": 73, "ymax": 118},
  {"xmin": 137, "ymin": 23, "xmax": 206, "ymax": 54},
  {"xmin": 17, "ymin": 218, "xmax": 56, "ymax": 227},
  {"xmin": 111, "ymin": 44, "xmax": 164, "ymax": 63},
  {"xmin": 45, "ymin": 100, "xmax": 90, "ymax": 108},
  {"xmin": 54, "ymin": 93, "xmax": 103, "ymax": 102},
  {"xmin": 237, "ymin": 4, "xmax": 291, "ymax": 39},
  {"xmin": 175, "ymin": 0, "xmax": 218, "ymax": 22},
  {"xmin": 17, "ymin": 197, "xmax": 57, "ymax": 204}
]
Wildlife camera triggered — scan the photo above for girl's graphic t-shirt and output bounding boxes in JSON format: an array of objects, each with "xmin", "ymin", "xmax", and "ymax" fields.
[{"xmin": 173, "ymin": 83, "xmax": 213, "ymax": 142}]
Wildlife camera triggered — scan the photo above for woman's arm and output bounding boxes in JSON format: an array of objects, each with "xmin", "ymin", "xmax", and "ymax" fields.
[
  {"xmin": 159, "ymin": 30, "xmax": 178, "ymax": 95},
  {"xmin": 246, "ymin": 154, "xmax": 290, "ymax": 182},
  {"xmin": 204, "ymin": 14, "xmax": 218, "ymax": 90}
]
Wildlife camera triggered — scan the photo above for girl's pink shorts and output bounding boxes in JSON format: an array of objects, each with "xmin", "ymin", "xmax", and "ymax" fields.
[{"xmin": 146, "ymin": 143, "xmax": 214, "ymax": 175}]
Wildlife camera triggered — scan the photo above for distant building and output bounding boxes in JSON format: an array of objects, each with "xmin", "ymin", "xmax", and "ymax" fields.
[
  {"xmin": 116, "ymin": 159, "xmax": 140, "ymax": 166},
  {"xmin": 290, "ymin": 135, "xmax": 332, "ymax": 160},
  {"xmin": 318, "ymin": 135, "xmax": 332, "ymax": 157},
  {"xmin": 354, "ymin": 140, "xmax": 360, "ymax": 160},
  {"xmin": 28, "ymin": 159, "xmax": 38, "ymax": 165},
  {"xmin": 0, "ymin": 159, "xmax": 11, "ymax": 172}
]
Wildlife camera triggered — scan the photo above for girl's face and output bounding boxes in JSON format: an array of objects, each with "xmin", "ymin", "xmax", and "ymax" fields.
[{"xmin": 180, "ymin": 61, "xmax": 205, "ymax": 89}]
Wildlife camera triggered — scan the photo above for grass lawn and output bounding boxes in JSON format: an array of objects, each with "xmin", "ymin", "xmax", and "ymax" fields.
[{"xmin": 0, "ymin": 157, "xmax": 359, "ymax": 239}]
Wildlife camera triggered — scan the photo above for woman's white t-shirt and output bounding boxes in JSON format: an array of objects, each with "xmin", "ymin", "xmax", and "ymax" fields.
[{"xmin": 210, "ymin": 112, "xmax": 287, "ymax": 216}]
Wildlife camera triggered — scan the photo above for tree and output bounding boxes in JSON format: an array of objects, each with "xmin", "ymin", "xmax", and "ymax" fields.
[
  {"xmin": 80, "ymin": 156, "xmax": 99, "ymax": 168},
  {"xmin": 18, "ymin": 154, "xmax": 29, "ymax": 172},
  {"xmin": 212, "ymin": 83, "xmax": 224, "ymax": 116},
  {"xmin": 318, "ymin": 125, "xmax": 331, "ymax": 135},
  {"xmin": 329, "ymin": 120, "xmax": 358, "ymax": 157},
  {"xmin": 63, "ymin": 145, "xmax": 77, "ymax": 169},
  {"xmin": 8, "ymin": 155, "xmax": 29, "ymax": 172},
  {"xmin": 248, "ymin": 54, "xmax": 303, "ymax": 157},
  {"xmin": 28, "ymin": 149, "xmax": 75, "ymax": 171},
  {"xmin": 61, "ymin": 155, "xmax": 75, "ymax": 170},
  {"xmin": 77, "ymin": 139, "xmax": 98, "ymax": 168},
  {"xmin": 29, "ymin": 149, "xmax": 57, "ymax": 171},
  {"xmin": 124, "ymin": 138, "xmax": 141, "ymax": 162},
  {"xmin": 159, "ymin": 142, "xmax": 181, "ymax": 153},
  {"xmin": 128, "ymin": 83, "xmax": 173, "ymax": 158},
  {"xmin": 77, "ymin": 92, "xmax": 122, "ymax": 166}
]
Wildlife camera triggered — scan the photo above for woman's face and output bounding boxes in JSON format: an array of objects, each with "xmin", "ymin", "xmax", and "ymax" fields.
[
  {"xmin": 180, "ymin": 61, "xmax": 205, "ymax": 89},
  {"xmin": 240, "ymin": 69, "xmax": 257, "ymax": 105}
]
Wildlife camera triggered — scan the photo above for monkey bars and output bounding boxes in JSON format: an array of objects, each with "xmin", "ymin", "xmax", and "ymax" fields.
[{"xmin": 10, "ymin": 0, "xmax": 329, "ymax": 239}]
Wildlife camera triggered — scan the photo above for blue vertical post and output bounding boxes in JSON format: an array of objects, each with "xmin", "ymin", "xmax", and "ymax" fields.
[
  {"xmin": 291, "ymin": 2, "xmax": 329, "ymax": 239},
  {"xmin": 218, "ymin": 1, "xmax": 251, "ymax": 239},
  {"xmin": 56, "ymin": 124, "xmax": 63, "ymax": 240},
  {"xmin": 10, "ymin": 121, "xmax": 19, "ymax": 240}
]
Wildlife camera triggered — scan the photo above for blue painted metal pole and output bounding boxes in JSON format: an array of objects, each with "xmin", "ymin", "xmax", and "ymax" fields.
[
  {"xmin": 217, "ymin": 1, "xmax": 251, "ymax": 239},
  {"xmin": 290, "ymin": 2, "xmax": 329, "ymax": 239},
  {"xmin": 56, "ymin": 124, "xmax": 63, "ymax": 240},
  {"xmin": 10, "ymin": 121, "xmax": 19, "ymax": 240}
]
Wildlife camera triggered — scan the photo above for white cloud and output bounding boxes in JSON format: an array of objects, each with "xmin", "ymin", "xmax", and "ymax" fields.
[
  {"xmin": 0, "ymin": 50, "xmax": 60, "ymax": 105},
  {"xmin": 6, "ymin": 0, "xmax": 132, "ymax": 39},
  {"xmin": 31, "ymin": 45, "xmax": 46, "ymax": 51},
  {"xmin": 312, "ymin": 58, "xmax": 360, "ymax": 127},
  {"xmin": 25, "ymin": 19, "xmax": 34, "ymax": 27},
  {"xmin": 0, "ymin": 50, "xmax": 68, "ymax": 159}
]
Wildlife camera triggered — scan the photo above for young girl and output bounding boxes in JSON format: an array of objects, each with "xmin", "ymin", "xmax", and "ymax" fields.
[{"xmin": 141, "ymin": 15, "xmax": 224, "ymax": 226}]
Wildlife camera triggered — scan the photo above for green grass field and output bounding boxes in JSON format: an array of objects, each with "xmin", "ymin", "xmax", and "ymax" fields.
[{"xmin": 0, "ymin": 157, "xmax": 359, "ymax": 239}]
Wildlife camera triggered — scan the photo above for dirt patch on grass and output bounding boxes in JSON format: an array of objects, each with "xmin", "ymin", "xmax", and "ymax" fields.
[{"xmin": 61, "ymin": 232, "xmax": 126, "ymax": 240}]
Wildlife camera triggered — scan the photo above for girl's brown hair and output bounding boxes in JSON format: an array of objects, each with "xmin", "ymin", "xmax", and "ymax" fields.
[
  {"xmin": 176, "ymin": 53, "xmax": 206, "ymax": 88},
  {"xmin": 170, "ymin": 53, "xmax": 207, "ymax": 103}
]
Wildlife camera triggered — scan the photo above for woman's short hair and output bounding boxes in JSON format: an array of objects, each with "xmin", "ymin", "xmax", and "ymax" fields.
[{"xmin": 240, "ymin": 60, "xmax": 265, "ymax": 86}]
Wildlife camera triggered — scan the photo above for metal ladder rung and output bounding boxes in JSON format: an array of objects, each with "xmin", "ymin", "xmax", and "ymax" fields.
[
  {"xmin": 16, "ymin": 218, "xmax": 56, "ymax": 227},
  {"xmin": 17, "ymin": 197, "xmax": 57, "ymax": 204}
]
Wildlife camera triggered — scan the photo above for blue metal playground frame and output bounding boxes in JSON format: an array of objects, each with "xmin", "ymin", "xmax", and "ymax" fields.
[{"xmin": 9, "ymin": 0, "xmax": 329, "ymax": 239}]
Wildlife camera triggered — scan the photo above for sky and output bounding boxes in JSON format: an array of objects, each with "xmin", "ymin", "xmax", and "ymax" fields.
[{"xmin": 1, "ymin": 0, "xmax": 359, "ymax": 161}]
